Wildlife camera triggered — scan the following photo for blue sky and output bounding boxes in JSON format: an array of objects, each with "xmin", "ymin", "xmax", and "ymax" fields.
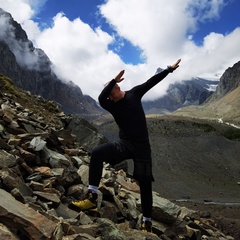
[
  {"xmin": 0, "ymin": 0, "xmax": 240, "ymax": 100},
  {"xmin": 190, "ymin": 0, "xmax": 240, "ymax": 45},
  {"xmin": 34, "ymin": 0, "xmax": 144, "ymax": 64},
  {"xmin": 33, "ymin": 0, "xmax": 240, "ymax": 64}
]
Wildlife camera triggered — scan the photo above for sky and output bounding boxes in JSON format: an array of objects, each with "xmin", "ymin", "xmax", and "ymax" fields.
[{"xmin": 0, "ymin": 0, "xmax": 240, "ymax": 101}]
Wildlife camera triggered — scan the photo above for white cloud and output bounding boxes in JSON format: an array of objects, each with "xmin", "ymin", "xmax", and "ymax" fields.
[
  {"xmin": 35, "ymin": 13, "xmax": 128, "ymax": 99},
  {"xmin": 186, "ymin": 0, "xmax": 226, "ymax": 23},
  {"xmin": 0, "ymin": 0, "xmax": 240, "ymax": 101},
  {"xmin": 100, "ymin": 0, "xmax": 189, "ymax": 63},
  {"xmin": 0, "ymin": 0, "xmax": 33, "ymax": 22}
]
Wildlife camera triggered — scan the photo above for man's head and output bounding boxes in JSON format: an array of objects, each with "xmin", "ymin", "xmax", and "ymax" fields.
[{"xmin": 105, "ymin": 82, "xmax": 124, "ymax": 102}]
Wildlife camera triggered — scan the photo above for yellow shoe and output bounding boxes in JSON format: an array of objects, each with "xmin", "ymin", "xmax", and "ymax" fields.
[
  {"xmin": 141, "ymin": 220, "xmax": 152, "ymax": 232},
  {"xmin": 70, "ymin": 191, "xmax": 97, "ymax": 210}
]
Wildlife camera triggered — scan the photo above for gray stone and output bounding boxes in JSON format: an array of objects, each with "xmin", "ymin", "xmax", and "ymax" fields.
[
  {"xmin": 144, "ymin": 192, "xmax": 181, "ymax": 224},
  {"xmin": 43, "ymin": 147, "xmax": 71, "ymax": 168},
  {"xmin": 29, "ymin": 136, "xmax": 46, "ymax": 151},
  {"xmin": 97, "ymin": 218, "xmax": 127, "ymax": 240},
  {"xmin": 0, "ymin": 189, "xmax": 57, "ymax": 240},
  {"xmin": 33, "ymin": 191, "xmax": 61, "ymax": 206},
  {"xmin": 0, "ymin": 150, "xmax": 17, "ymax": 168},
  {"xmin": 55, "ymin": 203, "xmax": 79, "ymax": 220},
  {"xmin": 77, "ymin": 164, "xmax": 89, "ymax": 186}
]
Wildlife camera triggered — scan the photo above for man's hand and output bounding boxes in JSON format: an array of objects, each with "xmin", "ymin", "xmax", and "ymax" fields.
[
  {"xmin": 171, "ymin": 59, "xmax": 181, "ymax": 70},
  {"xmin": 114, "ymin": 70, "xmax": 125, "ymax": 83}
]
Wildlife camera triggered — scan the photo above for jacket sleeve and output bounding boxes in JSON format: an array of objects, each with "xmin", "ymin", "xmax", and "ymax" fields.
[
  {"xmin": 98, "ymin": 79, "xmax": 116, "ymax": 110},
  {"xmin": 132, "ymin": 69, "xmax": 170, "ymax": 98}
]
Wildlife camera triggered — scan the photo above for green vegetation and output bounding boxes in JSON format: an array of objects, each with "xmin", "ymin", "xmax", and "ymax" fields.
[
  {"xmin": 191, "ymin": 122, "xmax": 216, "ymax": 132},
  {"xmin": 0, "ymin": 74, "xmax": 19, "ymax": 96},
  {"xmin": 223, "ymin": 128, "xmax": 240, "ymax": 141},
  {"xmin": 0, "ymin": 73, "xmax": 62, "ymax": 126}
]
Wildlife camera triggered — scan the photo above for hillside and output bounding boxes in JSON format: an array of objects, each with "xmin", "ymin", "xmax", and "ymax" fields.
[
  {"xmin": 171, "ymin": 60, "xmax": 240, "ymax": 125},
  {"xmin": 97, "ymin": 114, "xmax": 240, "ymax": 239},
  {"xmin": 97, "ymin": 115, "xmax": 240, "ymax": 201},
  {"xmin": 171, "ymin": 86, "xmax": 240, "ymax": 124},
  {"xmin": 1, "ymin": 74, "xmax": 240, "ymax": 239}
]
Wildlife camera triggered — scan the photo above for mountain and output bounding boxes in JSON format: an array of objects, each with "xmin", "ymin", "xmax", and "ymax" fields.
[
  {"xmin": 142, "ymin": 68, "xmax": 219, "ymax": 114},
  {"xmin": 0, "ymin": 7, "xmax": 238, "ymax": 122},
  {"xmin": 0, "ymin": 8, "xmax": 102, "ymax": 115},
  {"xmin": 172, "ymin": 60, "xmax": 240, "ymax": 124},
  {"xmin": 0, "ymin": 8, "xmax": 220, "ymax": 117},
  {"xmin": 215, "ymin": 61, "xmax": 240, "ymax": 97}
]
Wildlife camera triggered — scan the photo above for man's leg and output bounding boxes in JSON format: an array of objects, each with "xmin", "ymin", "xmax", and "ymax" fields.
[
  {"xmin": 88, "ymin": 143, "xmax": 115, "ymax": 187},
  {"xmin": 138, "ymin": 178, "xmax": 153, "ymax": 218},
  {"xmin": 138, "ymin": 177, "xmax": 153, "ymax": 232},
  {"xmin": 133, "ymin": 154, "xmax": 154, "ymax": 232},
  {"xmin": 89, "ymin": 140, "xmax": 134, "ymax": 187},
  {"xmin": 71, "ymin": 142, "xmax": 132, "ymax": 210},
  {"xmin": 70, "ymin": 143, "xmax": 116, "ymax": 210}
]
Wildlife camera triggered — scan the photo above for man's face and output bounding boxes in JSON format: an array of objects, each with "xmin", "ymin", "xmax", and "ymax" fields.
[{"xmin": 109, "ymin": 85, "xmax": 120, "ymax": 102}]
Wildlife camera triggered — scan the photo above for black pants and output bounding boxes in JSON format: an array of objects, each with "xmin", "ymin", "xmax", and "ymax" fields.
[{"xmin": 89, "ymin": 140, "xmax": 153, "ymax": 218}]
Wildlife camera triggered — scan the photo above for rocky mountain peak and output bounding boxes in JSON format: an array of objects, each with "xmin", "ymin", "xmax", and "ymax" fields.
[
  {"xmin": 0, "ymin": 8, "xmax": 102, "ymax": 115},
  {"xmin": 215, "ymin": 60, "xmax": 240, "ymax": 97}
]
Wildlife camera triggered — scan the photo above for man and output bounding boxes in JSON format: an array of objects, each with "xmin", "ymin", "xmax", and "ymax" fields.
[{"xmin": 71, "ymin": 59, "xmax": 181, "ymax": 232}]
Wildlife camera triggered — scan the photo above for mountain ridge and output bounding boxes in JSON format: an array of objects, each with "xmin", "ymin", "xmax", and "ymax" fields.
[
  {"xmin": 0, "ymin": 8, "xmax": 103, "ymax": 115},
  {"xmin": 172, "ymin": 60, "xmax": 240, "ymax": 125}
]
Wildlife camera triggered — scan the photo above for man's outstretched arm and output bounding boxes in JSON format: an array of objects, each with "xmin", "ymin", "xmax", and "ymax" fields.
[{"xmin": 132, "ymin": 58, "xmax": 182, "ymax": 97}]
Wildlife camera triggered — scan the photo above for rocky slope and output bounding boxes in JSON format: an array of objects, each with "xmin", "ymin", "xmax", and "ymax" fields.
[
  {"xmin": 1, "ymin": 74, "xmax": 238, "ymax": 239},
  {"xmin": 214, "ymin": 61, "xmax": 240, "ymax": 98}
]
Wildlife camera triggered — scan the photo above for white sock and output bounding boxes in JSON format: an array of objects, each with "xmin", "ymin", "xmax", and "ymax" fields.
[
  {"xmin": 88, "ymin": 185, "xmax": 98, "ymax": 194},
  {"xmin": 143, "ymin": 217, "xmax": 151, "ymax": 222}
]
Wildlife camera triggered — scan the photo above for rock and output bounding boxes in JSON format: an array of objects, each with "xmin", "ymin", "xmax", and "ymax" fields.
[
  {"xmin": 116, "ymin": 177, "xmax": 140, "ymax": 193},
  {"xmin": 97, "ymin": 218, "xmax": 127, "ymax": 240},
  {"xmin": 66, "ymin": 115, "xmax": 107, "ymax": 152},
  {"xmin": 0, "ymin": 189, "xmax": 57, "ymax": 240},
  {"xmin": 143, "ymin": 192, "xmax": 181, "ymax": 224},
  {"xmin": 55, "ymin": 203, "xmax": 79, "ymax": 220},
  {"xmin": 77, "ymin": 164, "xmax": 89, "ymax": 186},
  {"xmin": 0, "ymin": 150, "xmax": 17, "ymax": 168},
  {"xmin": 29, "ymin": 136, "xmax": 46, "ymax": 151},
  {"xmin": 0, "ymin": 223, "xmax": 19, "ymax": 240},
  {"xmin": 33, "ymin": 191, "xmax": 61, "ymax": 207}
]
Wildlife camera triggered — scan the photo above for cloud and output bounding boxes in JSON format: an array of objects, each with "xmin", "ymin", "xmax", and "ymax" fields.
[
  {"xmin": 186, "ymin": 0, "xmax": 227, "ymax": 23},
  {"xmin": 0, "ymin": 0, "xmax": 47, "ymax": 22},
  {"xmin": 0, "ymin": 8, "xmax": 49, "ymax": 71},
  {"xmin": 35, "ymin": 12, "xmax": 127, "ymax": 99},
  {"xmin": 0, "ymin": 0, "xmax": 240, "ymax": 101},
  {"xmin": 0, "ymin": 0, "xmax": 33, "ymax": 23},
  {"xmin": 0, "ymin": 0, "xmax": 43, "ymax": 43}
]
